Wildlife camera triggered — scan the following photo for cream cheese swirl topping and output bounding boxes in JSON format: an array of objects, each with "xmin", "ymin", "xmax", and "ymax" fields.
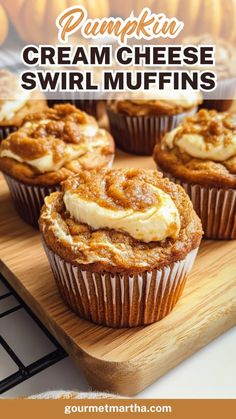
[
  {"xmin": 128, "ymin": 88, "xmax": 202, "ymax": 108},
  {"xmin": 1, "ymin": 145, "xmax": 86, "ymax": 172},
  {"xmin": 1, "ymin": 126, "xmax": 108, "ymax": 172},
  {"xmin": 0, "ymin": 105, "xmax": 110, "ymax": 173},
  {"xmin": 163, "ymin": 110, "xmax": 236, "ymax": 161},
  {"xmin": 176, "ymin": 132, "xmax": 236, "ymax": 161},
  {"xmin": 62, "ymin": 170, "xmax": 181, "ymax": 243}
]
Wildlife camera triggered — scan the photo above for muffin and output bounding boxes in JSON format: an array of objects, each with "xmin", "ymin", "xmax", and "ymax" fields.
[
  {"xmin": 39, "ymin": 168, "xmax": 202, "ymax": 328},
  {"xmin": 0, "ymin": 69, "xmax": 47, "ymax": 141},
  {"xmin": 0, "ymin": 104, "xmax": 114, "ymax": 227},
  {"xmin": 182, "ymin": 35, "xmax": 236, "ymax": 111},
  {"xmin": 48, "ymin": 97, "xmax": 106, "ymax": 123},
  {"xmin": 107, "ymin": 90, "xmax": 202, "ymax": 155},
  {"xmin": 154, "ymin": 109, "xmax": 236, "ymax": 239}
]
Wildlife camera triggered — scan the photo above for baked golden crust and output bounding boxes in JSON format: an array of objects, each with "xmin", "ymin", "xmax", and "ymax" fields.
[
  {"xmin": 39, "ymin": 169, "xmax": 202, "ymax": 274},
  {"xmin": 154, "ymin": 109, "xmax": 236, "ymax": 188},
  {"xmin": 108, "ymin": 95, "xmax": 202, "ymax": 117},
  {"xmin": 63, "ymin": 169, "xmax": 170, "ymax": 211},
  {"xmin": 0, "ymin": 104, "xmax": 115, "ymax": 186}
]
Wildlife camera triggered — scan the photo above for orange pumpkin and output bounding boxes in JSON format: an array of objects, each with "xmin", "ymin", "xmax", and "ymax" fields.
[
  {"xmin": 110, "ymin": 0, "xmax": 236, "ymax": 42},
  {"xmin": 1, "ymin": 0, "xmax": 109, "ymax": 43},
  {"xmin": 0, "ymin": 4, "xmax": 8, "ymax": 45}
]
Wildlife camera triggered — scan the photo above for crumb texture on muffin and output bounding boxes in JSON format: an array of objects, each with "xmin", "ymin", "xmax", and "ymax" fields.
[
  {"xmin": 0, "ymin": 104, "xmax": 114, "ymax": 185},
  {"xmin": 39, "ymin": 168, "xmax": 202, "ymax": 273},
  {"xmin": 62, "ymin": 169, "xmax": 181, "ymax": 243},
  {"xmin": 154, "ymin": 109, "xmax": 236, "ymax": 188},
  {"xmin": 108, "ymin": 90, "xmax": 202, "ymax": 116}
]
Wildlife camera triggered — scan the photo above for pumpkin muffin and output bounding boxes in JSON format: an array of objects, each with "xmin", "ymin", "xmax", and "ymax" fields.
[
  {"xmin": 182, "ymin": 35, "xmax": 236, "ymax": 111},
  {"xmin": 39, "ymin": 168, "xmax": 202, "ymax": 328},
  {"xmin": 107, "ymin": 90, "xmax": 202, "ymax": 155},
  {"xmin": 0, "ymin": 69, "xmax": 47, "ymax": 141},
  {"xmin": 154, "ymin": 109, "xmax": 236, "ymax": 239},
  {"xmin": 0, "ymin": 104, "xmax": 114, "ymax": 227}
]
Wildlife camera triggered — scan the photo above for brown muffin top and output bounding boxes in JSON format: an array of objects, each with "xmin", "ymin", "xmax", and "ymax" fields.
[
  {"xmin": 0, "ymin": 104, "xmax": 114, "ymax": 186},
  {"xmin": 63, "ymin": 169, "xmax": 171, "ymax": 211},
  {"xmin": 154, "ymin": 109, "xmax": 236, "ymax": 188},
  {"xmin": 39, "ymin": 168, "xmax": 202, "ymax": 273},
  {"xmin": 108, "ymin": 91, "xmax": 202, "ymax": 116}
]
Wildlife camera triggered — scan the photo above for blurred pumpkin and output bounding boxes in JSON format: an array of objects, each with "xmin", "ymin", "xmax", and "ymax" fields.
[
  {"xmin": 1, "ymin": 0, "xmax": 110, "ymax": 44},
  {"xmin": 110, "ymin": 0, "xmax": 236, "ymax": 42},
  {"xmin": 0, "ymin": 4, "xmax": 8, "ymax": 45},
  {"xmin": 111, "ymin": 0, "xmax": 136, "ymax": 16}
]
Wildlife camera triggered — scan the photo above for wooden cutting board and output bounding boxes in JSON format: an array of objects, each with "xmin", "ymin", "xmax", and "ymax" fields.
[{"xmin": 0, "ymin": 152, "xmax": 236, "ymax": 396}]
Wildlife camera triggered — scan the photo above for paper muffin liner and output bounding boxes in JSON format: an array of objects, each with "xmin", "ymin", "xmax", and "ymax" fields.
[
  {"xmin": 0, "ymin": 125, "xmax": 17, "ymax": 142},
  {"xmin": 107, "ymin": 107, "xmax": 197, "ymax": 156},
  {"xmin": 201, "ymin": 77, "xmax": 236, "ymax": 112},
  {"xmin": 162, "ymin": 172, "xmax": 236, "ymax": 239},
  {"xmin": 43, "ymin": 242, "xmax": 198, "ymax": 328},
  {"xmin": 3, "ymin": 174, "xmax": 59, "ymax": 228}
]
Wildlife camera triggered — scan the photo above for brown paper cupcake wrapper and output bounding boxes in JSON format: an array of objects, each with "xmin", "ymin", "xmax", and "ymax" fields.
[
  {"xmin": 0, "ymin": 125, "xmax": 17, "ymax": 142},
  {"xmin": 107, "ymin": 107, "xmax": 197, "ymax": 156},
  {"xmin": 43, "ymin": 243, "xmax": 198, "ymax": 328},
  {"xmin": 4, "ymin": 174, "xmax": 59, "ymax": 228},
  {"xmin": 201, "ymin": 77, "xmax": 236, "ymax": 112},
  {"xmin": 162, "ymin": 172, "xmax": 236, "ymax": 239}
]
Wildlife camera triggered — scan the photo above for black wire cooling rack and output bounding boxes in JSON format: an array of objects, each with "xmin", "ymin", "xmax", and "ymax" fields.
[{"xmin": 0, "ymin": 274, "xmax": 67, "ymax": 394}]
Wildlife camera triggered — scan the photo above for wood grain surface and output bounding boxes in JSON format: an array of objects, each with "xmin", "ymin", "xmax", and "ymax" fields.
[{"xmin": 0, "ymin": 152, "xmax": 236, "ymax": 396}]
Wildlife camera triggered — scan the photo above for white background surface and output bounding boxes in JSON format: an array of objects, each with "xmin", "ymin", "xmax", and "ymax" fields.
[{"xmin": 1, "ymin": 279, "xmax": 236, "ymax": 399}]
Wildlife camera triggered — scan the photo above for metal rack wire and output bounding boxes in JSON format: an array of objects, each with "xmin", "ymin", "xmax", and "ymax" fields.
[{"xmin": 0, "ymin": 274, "xmax": 67, "ymax": 394}]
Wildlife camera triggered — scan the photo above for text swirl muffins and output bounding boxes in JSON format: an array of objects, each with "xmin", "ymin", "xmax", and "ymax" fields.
[
  {"xmin": 107, "ymin": 90, "xmax": 202, "ymax": 155},
  {"xmin": 39, "ymin": 168, "xmax": 202, "ymax": 328},
  {"xmin": 0, "ymin": 104, "xmax": 114, "ymax": 227},
  {"xmin": 154, "ymin": 109, "xmax": 236, "ymax": 239}
]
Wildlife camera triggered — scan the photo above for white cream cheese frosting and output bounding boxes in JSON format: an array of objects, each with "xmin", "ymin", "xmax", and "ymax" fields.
[
  {"xmin": 63, "ymin": 186, "xmax": 181, "ymax": 243},
  {"xmin": 1, "ymin": 134, "xmax": 109, "ymax": 172},
  {"xmin": 129, "ymin": 88, "xmax": 202, "ymax": 108},
  {"xmin": 0, "ymin": 91, "xmax": 31, "ymax": 121},
  {"xmin": 0, "ymin": 118, "xmax": 110, "ymax": 173},
  {"xmin": 163, "ymin": 122, "xmax": 236, "ymax": 162},
  {"xmin": 0, "ymin": 147, "xmax": 87, "ymax": 172},
  {"xmin": 176, "ymin": 133, "xmax": 236, "ymax": 161}
]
